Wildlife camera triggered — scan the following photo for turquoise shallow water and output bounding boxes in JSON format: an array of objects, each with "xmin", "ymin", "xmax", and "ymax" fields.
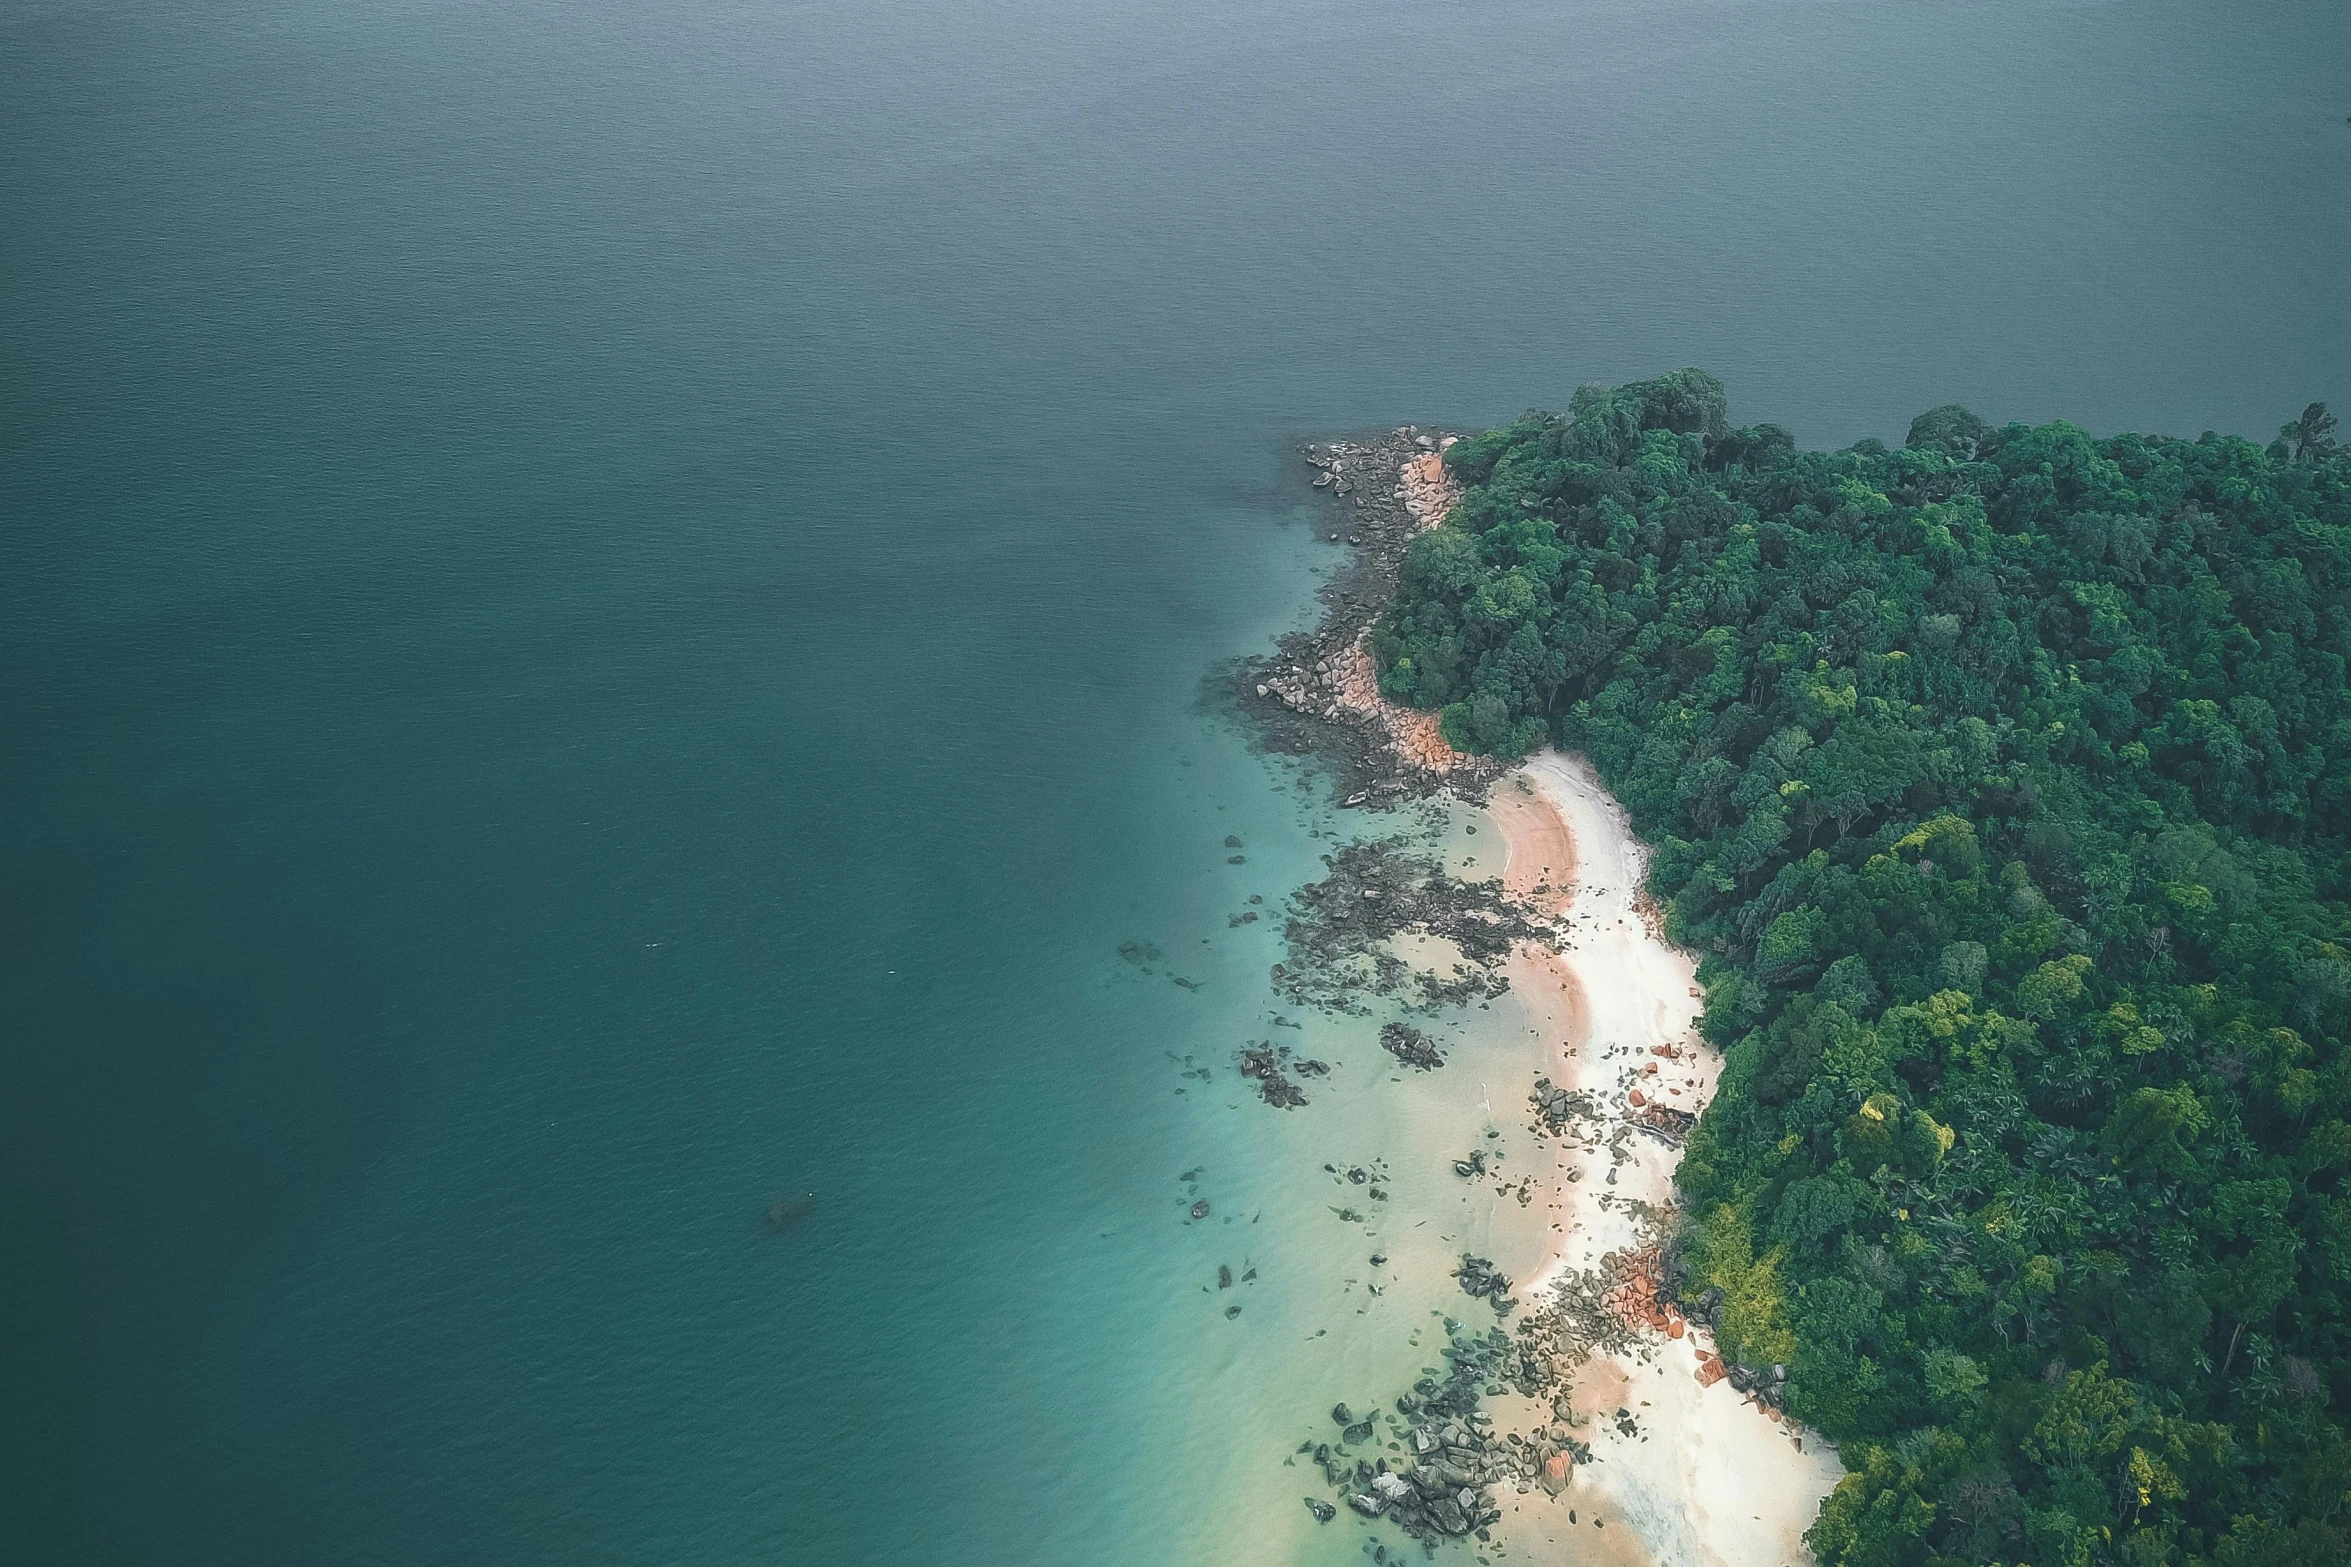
[{"xmin": 3, "ymin": 1, "xmax": 2347, "ymax": 1562}]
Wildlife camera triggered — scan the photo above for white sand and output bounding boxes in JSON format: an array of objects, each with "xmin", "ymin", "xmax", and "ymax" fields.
[{"xmin": 1493, "ymin": 751, "xmax": 1843, "ymax": 1567}]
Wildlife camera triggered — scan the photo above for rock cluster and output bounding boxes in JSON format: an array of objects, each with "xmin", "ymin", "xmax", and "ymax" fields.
[
  {"xmin": 1515, "ymin": 1255, "xmax": 1642, "ymax": 1376},
  {"xmin": 1684, "ymin": 1284, "xmax": 1726, "ymax": 1329},
  {"xmin": 1454, "ymin": 1253, "xmax": 1513, "ymax": 1308},
  {"xmin": 1630, "ymin": 1099, "xmax": 1698, "ymax": 1144},
  {"xmin": 1315, "ymin": 1411, "xmax": 1516, "ymax": 1541},
  {"xmin": 1661, "ymin": 1282, "xmax": 1790, "ymax": 1408},
  {"xmin": 1722, "ymin": 1356, "xmax": 1791, "ymax": 1408},
  {"xmin": 1239, "ymin": 427, "xmax": 1502, "ymax": 803},
  {"xmin": 1343, "ymin": 1441, "xmax": 1502, "ymax": 1541},
  {"xmin": 1254, "ymin": 640, "xmax": 1464, "ymax": 781},
  {"xmin": 1603, "ymin": 1245, "xmax": 1688, "ymax": 1338},
  {"xmin": 1303, "ymin": 1322, "xmax": 1578, "ymax": 1545},
  {"xmin": 1529, "ymin": 1075, "xmax": 1602, "ymax": 1134},
  {"xmin": 1274, "ymin": 838, "xmax": 1541, "ymax": 1014},
  {"xmin": 1377, "ymin": 1020, "xmax": 1445, "ymax": 1070},
  {"xmin": 1238, "ymin": 1043, "xmax": 1316, "ymax": 1108}
]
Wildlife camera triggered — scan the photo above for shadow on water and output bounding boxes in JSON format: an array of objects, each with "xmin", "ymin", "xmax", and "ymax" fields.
[{"xmin": 762, "ymin": 1192, "xmax": 818, "ymax": 1234}]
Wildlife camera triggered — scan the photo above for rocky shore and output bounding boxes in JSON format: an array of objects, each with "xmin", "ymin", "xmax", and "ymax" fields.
[
  {"xmin": 1486, "ymin": 754, "xmax": 1843, "ymax": 1563},
  {"xmin": 1273, "ymin": 837, "xmax": 1541, "ymax": 1015},
  {"xmin": 1238, "ymin": 427, "xmax": 1502, "ymax": 804},
  {"xmin": 1298, "ymin": 1319, "xmax": 1583, "ymax": 1548},
  {"xmin": 1288, "ymin": 1073, "xmax": 1816, "ymax": 1558},
  {"xmin": 1233, "ymin": 435, "xmax": 1839, "ymax": 1564}
]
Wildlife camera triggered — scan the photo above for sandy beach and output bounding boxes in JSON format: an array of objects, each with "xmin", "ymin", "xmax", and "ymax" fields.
[
  {"xmin": 1487, "ymin": 752, "xmax": 1842, "ymax": 1567},
  {"xmin": 1220, "ymin": 443, "xmax": 1838, "ymax": 1565}
]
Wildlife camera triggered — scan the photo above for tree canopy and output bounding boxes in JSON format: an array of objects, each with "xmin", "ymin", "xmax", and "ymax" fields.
[{"xmin": 1374, "ymin": 371, "xmax": 2351, "ymax": 1566}]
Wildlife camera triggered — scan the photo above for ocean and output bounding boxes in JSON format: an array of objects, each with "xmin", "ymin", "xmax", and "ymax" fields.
[{"xmin": 3, "ymin": 0, "xmax": 2345, "ymax": 1562}]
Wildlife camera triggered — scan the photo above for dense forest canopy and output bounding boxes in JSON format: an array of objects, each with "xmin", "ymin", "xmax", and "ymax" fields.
[{"xmin": 1373, "ymin": 372, "xmax": 2351, "ymax": 1566}]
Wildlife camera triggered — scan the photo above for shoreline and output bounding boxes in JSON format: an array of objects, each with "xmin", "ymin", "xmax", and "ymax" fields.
[
  {"xmin": 1240, "ymin": 428, "xmax": 1502, "ymax": 804},
  {"xmin": 1488, "ymin": 752, "xmax": 1841, "ymax": 1567},
  {"xmin": 1240, "ymin": 435, "xmax": 1837, "ymax": 1563}
]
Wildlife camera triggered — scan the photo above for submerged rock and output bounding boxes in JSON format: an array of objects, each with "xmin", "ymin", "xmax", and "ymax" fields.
[
  {"xmin": 1455, "ymin": 1254, "xmax": 1511, "ymax": 1301},
  {"xmin": 1238, "ymin": 1045, "xmax": 1309, "ymax": 1108},
  {"xmin": 1271, "ymin": 839, "xmax": 1536, "ymax": 1015},
  {"xmin": 763, "ymin": 1193, "xmax": 816, "ymax": 1232},
  {"xmin": 1379, "ymin": 1021, "xmax": 1445, "ymax": 1071}
]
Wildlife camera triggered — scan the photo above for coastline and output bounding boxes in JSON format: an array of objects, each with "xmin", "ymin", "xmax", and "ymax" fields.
[
  {"xmin": 1236, "ymin": 435, "xmax": 1838, "ymax": 1563},
  {"xmin": 1241, "ymin": 428, "xmax": 1501, "ymax": 802},
  {"xmin": 1485, "ymin": 753, "xmax": 1842, "ymax": 1567}
]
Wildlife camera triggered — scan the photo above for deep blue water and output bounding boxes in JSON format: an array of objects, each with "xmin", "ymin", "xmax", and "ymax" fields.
[{"xmin": 3, "ymin": 1, "xmax": 2346, "ymax": 1562}]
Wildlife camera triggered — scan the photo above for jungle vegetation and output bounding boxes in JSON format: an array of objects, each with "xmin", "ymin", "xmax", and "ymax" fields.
[{"xmin": 1372, "ymin": 371, "xmax": 2351, "ymax": 1565}]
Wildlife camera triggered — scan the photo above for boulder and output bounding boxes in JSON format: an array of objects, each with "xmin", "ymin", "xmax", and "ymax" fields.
[
  {"xmin": 1379, "ymin": 1021, "xmax": 1445, "ymax": 1071},
  {"xmin": 1454, "ymin": 1254, "xmax": 1511, "ymax": 1301}
]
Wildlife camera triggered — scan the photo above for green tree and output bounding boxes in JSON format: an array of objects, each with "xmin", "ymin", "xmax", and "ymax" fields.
[{"xmin": 1369, "ymin": 374, "xmax": 2351, "ymax": 1562}]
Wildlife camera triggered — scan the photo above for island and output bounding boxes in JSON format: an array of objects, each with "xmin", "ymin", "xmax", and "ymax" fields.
[{"xmin": 1251, "ymin": 372, "xmax": 2350, "ymax": 1567}]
